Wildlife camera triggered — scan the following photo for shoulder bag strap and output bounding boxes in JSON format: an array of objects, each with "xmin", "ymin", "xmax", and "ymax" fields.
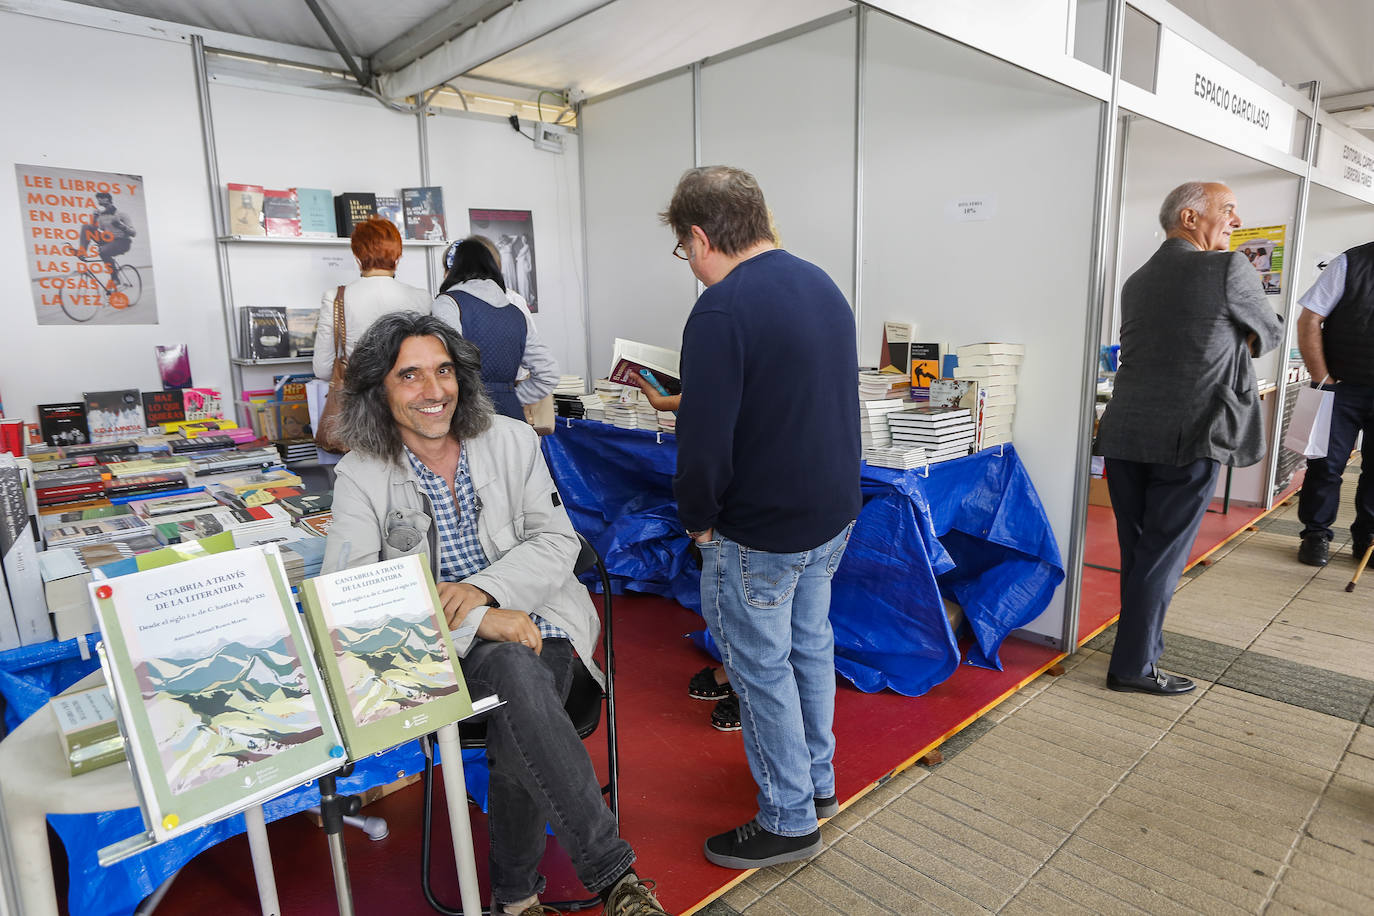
[{"xmin": 333, "ymin": 285, "xmax": 347, "ymax": 363}]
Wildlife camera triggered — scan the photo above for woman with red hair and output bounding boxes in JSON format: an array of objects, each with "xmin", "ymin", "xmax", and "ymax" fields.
[{"xmin": 313, "ymin": 218, "xmax": 431, "ymax": 380}]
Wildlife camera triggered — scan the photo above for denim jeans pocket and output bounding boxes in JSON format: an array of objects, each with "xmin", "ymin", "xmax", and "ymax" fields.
[
  {"xmin": 740, "ymin": 546, "xmax": 807, "ymax": 609},
  {"xmin": 824, "ymin": 521, "xmax": 857, "ymax": 577}
]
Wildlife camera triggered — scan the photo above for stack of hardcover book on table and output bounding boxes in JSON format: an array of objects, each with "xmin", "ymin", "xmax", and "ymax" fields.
[
  {"xmin": 858, "ymin": 370, "xmax": 911, "ymax": 402},
  {"xmin": 951, "ymin": 342, "xmax": 1023, "ymax": 449},
  {"xmin": 34, "ymin": 467, "xmax": 106, "ymax": 508},
  {"xmin": 863, "ymin": 444, "xmax": 929, "ymax": 470},
  {"xmin": 887, "ymin": 406, "xmax": 977, "ymax": 464},
  {"xmin": 859, "ymin": 398, "xmax": 907, "ymax": 449},
  {"xmin": 44, "ymin": 515, "xmax": 155, "ymax": 550}
]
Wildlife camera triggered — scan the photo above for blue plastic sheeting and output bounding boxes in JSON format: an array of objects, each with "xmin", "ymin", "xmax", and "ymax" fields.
[
  {"xmin": 542, "ymin": 421, "xmax": 1063, "ymax": 694},
  {"xmin": 0, "ymin": 634, "xmax": 102, "ymax": 733},
  {"xmin": 45, "ymin": 742, "xmax": 487, "ymax": 916}
]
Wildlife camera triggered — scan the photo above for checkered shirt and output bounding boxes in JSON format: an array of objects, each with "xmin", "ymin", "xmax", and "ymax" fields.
[{"xmin": 405, "ymin": 446, "xmax": 567, "ymax": 641}]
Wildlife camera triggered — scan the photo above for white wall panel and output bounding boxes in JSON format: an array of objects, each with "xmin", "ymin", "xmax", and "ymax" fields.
[
  {"xmin": 581, "ymin": 72, "xmax": 697, "ymax": 380},
  {"xmin": 861, "ymin": 13, "xmax": 1104, "ymax": 644},
  {"xmin": 700, "ymin": 17, "xmax": 857, "ymax": 305},
  {"xmin": 0, "ymin": 12, "xmax": 224, "ymax": 421},
  {"xmin": 426, "ymin": 111, "xmax": 588, "ymax": 379},
  {"xmin": 1302, "ymin": 184, "xmax": 1374, "ymax": 295}
]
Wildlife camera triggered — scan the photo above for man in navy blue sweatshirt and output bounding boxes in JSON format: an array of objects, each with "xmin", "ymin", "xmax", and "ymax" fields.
[{"xmin": 660, "ymin": 166, "xmax": 861, "ymax": 869}]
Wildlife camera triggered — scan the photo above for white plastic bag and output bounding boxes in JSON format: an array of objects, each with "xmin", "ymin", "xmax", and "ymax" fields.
[{"xmin": 1283, "ymin": 384, "xmax": 1334, "ymax": 459}]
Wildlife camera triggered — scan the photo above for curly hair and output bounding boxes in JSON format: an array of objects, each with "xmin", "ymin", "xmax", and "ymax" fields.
[{"xmin": 335, "ymin": 312, "xmax": 493, "ymax": 461}]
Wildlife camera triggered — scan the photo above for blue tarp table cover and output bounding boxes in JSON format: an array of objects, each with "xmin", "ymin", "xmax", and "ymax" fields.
[{"xmin": 541, "ymin": 419, "xmax": 1064, "ymax": 693}]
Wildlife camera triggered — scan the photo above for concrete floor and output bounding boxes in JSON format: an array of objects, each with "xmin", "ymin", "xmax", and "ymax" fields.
[{"xmin": 699, "ymin": 466, "xmax": 1373, "ymax": 915}]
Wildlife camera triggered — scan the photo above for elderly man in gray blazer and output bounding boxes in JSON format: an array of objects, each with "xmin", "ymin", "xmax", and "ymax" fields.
[{"xmin": 1096, "ymin": 181, "xmax": 1284, "ymax": 695}]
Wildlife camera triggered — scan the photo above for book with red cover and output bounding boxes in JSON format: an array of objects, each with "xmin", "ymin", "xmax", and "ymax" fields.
[
  {"xmin": 263, "ymin": 188, "xmax": 301, "ymax": 237},
  {"xmin": 155, "ymin": 345, "xmax": 193, "ymax": 390}
]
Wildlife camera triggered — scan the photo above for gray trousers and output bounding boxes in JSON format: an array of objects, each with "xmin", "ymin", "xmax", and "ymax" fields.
[
  {"xmin": 1105, "ymin": 456, "xmax": 1220, "ymax": 678},
  {"xmin": 461, "ymin": 637, "xmax": 633, "ymax": 905}
]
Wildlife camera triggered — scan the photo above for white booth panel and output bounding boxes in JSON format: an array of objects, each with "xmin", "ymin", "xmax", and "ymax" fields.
[
  {"xmin": 1303, "ymin": 184, "xmax": 1374, "ymax": 291},
  {"xmin": 0, "ymin": 12, "xmax": 225, "ymax": 418},
  {"xmin": 208, "ymin": 80, "xmax": 429, "ymax": 392},
  {"xmin": 700, "ymin": 17, "xmax": 858, "ymax": 306},
  {"xmin": 426, "ymin": 112, "xmax": 588, "ymax": 380},
  {"xmin": 861, "ymin": 13, "xmax": 1103, "ymax": 644},
  {"xmin": 581, "ymin": 72, "xmax": 697, "ymax": 380}
]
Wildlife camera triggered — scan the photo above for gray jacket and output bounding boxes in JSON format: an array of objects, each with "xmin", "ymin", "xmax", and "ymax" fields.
[
  {"xmin": 1097, "ymin": 238, "xmax": 1284, "ymax": 467},
  {"xmin": 321, "ymin": 415, "xmax": 603, "ymax": 684}
]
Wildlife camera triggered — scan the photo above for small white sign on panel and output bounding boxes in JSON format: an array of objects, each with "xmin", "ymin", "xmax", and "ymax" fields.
[
  {"xmin": 1315, "ymin": 122, "xmax": 1374, "ymax": 196},
  {"xmin": 946, "ymin": 196, "xmax": 998, "ymax": 221},
  {"xmin": 1154, "ymin": 29, "xmax": 1296, "ymax": 156}
]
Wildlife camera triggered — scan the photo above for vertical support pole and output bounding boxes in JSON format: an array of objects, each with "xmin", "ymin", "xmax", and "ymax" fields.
[
  {"xmin": 691, "ymin": 61, "xmax": 704, "ymax": 298},
  {"xmin": 242, "ymin": 804, "xmax": 282, "ymax": 916},
  {"xmin": 191, "ymin": 35, "xmax": 242, "ymax": 407},
  {"xmin": 1062, "ymin": 0, "xmax": 1126, "ymax": 655},
  {"xmin": 1263, "ymin": 79, "xmax": 1322, "ymax": 509},
  {"xmin": 577, "ymin": 99, "xmax": 595, "ymax": 384},
  {"xmin": 416, "ymin": 107, "xmax": 439, "ymax": 298},
  {"xmin": 852, "ymin": 5, "xmax": 867, "ymax": 348},
  {"xmin": 433, "ymin": 723, "xmax": 483, "ymax": 916}
]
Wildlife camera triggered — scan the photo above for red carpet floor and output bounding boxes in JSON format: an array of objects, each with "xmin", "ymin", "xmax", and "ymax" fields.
[{"xmin": 68, "ymin": 485, "xmax": 1303, "ymax": 915}]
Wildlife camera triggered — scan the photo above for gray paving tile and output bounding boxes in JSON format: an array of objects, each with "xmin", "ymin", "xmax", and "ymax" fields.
[
  {"xmin": 1048, "ymin": 848, "xmax": 1212, "ymax": 916},
  {"xmin": 1000, "ymin": 882, "xmax": 1099, "ymax": 916},
  {"xmin": 918, "ymin": 715, "xmax": 995, "ymax": 765},
  {"xmin": 1218, "ymin": 650, "xmax": 1374, "ymax": 722},
  {"xmin": 828, "ymin": 834, "xmax": 993, "ymax": 916},
  {"xmin": 853, "ymin": 819, "xmax": 1011, "ymax": 910},
  {"xmin": 1155, "ymin": 631, "xmax": 1246, "ymax": 682},
  {"xmin": 698, "ymin": 900, "xmax": 745, "ymax": 916},
  {"xmin": 1057, "ymin": 837, "xmax": 1252, "ymax": 916}
]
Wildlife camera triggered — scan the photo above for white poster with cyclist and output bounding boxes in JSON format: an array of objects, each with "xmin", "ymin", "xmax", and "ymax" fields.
[{"xmin": 15, "ymin": 163, "xmax": 157, "ymax": 326}]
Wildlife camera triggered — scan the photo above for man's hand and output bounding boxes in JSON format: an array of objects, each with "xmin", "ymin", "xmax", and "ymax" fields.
[
  {"xmin": 692, "ymin": 528, "xmax": 715, "ymax": 544},
  {"xmin": 475, "ymin": 608, "xmax": 543, "ymax": 654},
  {"xmin": 436, "ymin": 581, "xmax": 495, "ymax": 631}
]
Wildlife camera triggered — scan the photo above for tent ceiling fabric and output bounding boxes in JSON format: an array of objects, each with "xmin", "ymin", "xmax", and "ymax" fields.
[
  {"xmin": 1169, "ymin": 0, "xmax": 1374, "ymax": 104},
  {"xmin": 55, "ymin": 0, "xmax": 1374, "ymax": 119},
  {"xmin": 466, "ymin": 0, "xmax": 852, "ymax": 100}
]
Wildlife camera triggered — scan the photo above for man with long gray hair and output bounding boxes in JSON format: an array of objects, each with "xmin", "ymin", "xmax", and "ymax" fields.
[
  {"xmin": 1096, "ymin": 181, "xmax": 1283, "ymax": 695},
  {"xmin": 322, "ymin": 312, "xmax": 670, "ymax": 916}
]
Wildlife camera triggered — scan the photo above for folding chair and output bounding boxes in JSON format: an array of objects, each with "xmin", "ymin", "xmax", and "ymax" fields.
[{"xmin": 421, "ymin": 532, "xmax": 619, "ymax": 914}]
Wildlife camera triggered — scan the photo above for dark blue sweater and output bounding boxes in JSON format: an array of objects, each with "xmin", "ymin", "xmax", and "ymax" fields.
[{"xmin": 675, "ymin": 249, "xmax": 861, "ymax": 552}]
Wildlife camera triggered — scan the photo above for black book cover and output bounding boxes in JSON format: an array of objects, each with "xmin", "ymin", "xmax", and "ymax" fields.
[
  {"xmin": 241, "ymin": 307, "xmax": 290, "ymax": 359},
  {"xmin": 38, "ymin": 402, "xmax": 90, "ymax": 447},
  {"xmin": 333, "ymin": 193, "xmax": 377, "ymax": 238},
  {"xmin": 142, "ymin": 391, "xmax": 186, "ymax": 427},
  {"xmin": 83, "ymin": 390, "xmax": 145, "ymax": 444}
]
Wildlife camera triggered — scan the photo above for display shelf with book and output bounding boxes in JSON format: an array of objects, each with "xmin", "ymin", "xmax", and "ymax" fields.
[
  {"xmin": 217, "ymin": 235, "xmax": 447, "ymax": 247},
  {"xmin": 231, "ymin": 357, "xmax": 312, "ymax": 367}
]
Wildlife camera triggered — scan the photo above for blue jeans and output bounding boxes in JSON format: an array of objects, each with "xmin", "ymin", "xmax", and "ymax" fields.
[
  {"xmin": 698, "ymin": 522, "xmax": 854, "ymax": 836},
  {"xmin": 461, "ymin": 638, "xmax": 633, "ymax": 905}
]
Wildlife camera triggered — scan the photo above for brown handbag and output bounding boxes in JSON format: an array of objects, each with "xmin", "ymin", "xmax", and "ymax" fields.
[{"xmin": 313, "ymin": 285, "xmax": 350, "ymax": 454}]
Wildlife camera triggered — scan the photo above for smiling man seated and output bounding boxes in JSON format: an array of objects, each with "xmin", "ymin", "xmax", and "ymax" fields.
[{"xmin": 321, "ymin": 312, "xmax": 670, "ymax": 916}]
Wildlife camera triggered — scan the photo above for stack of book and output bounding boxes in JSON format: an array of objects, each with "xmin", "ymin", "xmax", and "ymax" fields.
[
  {"xmin": 191, "ymin": 504, "xmax": 294, "ymax": 542},
  {"xmin": 887, "ymin": 406, "xmax": 977, "ymax": 464},
  {"xmin": 552, "ymin": 375, "xmax": 588, "ymax": 420},
  {"xmin": 280, "ymin": 492, "xmax": 331, "ymax": 519},
  {"xmin": 553, "ymin": 375, "xmax": 586, "ymax": 396},
  {"xmin": 33, "ymin": 467, "xmax": 106, "ymax": 508},
  {"xmin": 951, "ymin": 342, "xmax": 1023, "ymax": 448},
  {"xmin": 863, "ymin": 444, "xmax": 929, "ymax": 470},
  {"xmin": 858, "ymin": 370, "xmax": 911, "ymax": 402},
  {"xmin": 44, "ymin": 515, "xmax": 155, "ymax": 550},
  {"xmin": 859, "ymin": 398, "xmax": 907, "ymax": 449}
]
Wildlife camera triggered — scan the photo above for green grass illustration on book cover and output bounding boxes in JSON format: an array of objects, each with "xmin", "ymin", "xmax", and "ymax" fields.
[
  {"xmin": 91, "ymin": 543, "xmax": 343, "ymax": 842},
  {"xmin": 299, "ymin": 553, "xmax": 473, "ymax": 759}
]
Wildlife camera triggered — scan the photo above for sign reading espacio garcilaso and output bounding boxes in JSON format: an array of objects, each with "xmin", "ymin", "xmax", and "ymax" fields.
[
  {"xmin": 1153, "ymin": 29, "xmax": 1296, "ymax": 156},
  {"xmin": 1192, "ymin": 73, "xmax": 1271, "ymax": 131}
]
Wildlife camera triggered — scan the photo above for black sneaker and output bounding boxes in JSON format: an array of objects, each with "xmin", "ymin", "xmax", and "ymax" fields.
[
  {"xmin": 688, "ymin": 666, "xmax": 733, "ymax": 700},
  {"xmin": 704, "ymin": 818, "xmax": 821, "ymax": 869},
  {"xmin": 815, "ymin": 795, "xmax": 839, "ymax": 819},
  {"xmin": 1298, "ymin": 534, "xmax": 1329, "ymax": 567}
]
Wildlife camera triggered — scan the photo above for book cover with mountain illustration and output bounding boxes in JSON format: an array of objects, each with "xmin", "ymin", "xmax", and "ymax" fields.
[
  {"xmin": 90, "ymin": 544, "xmax": 341, "ymax": 842},
  {"xmin": 300, "ymin": 554, "xmax": 472, "ymax": 758}
]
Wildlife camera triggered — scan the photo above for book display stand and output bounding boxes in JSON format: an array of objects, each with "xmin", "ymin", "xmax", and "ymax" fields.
[{"xmin": 77, "ymin": 546, "xmax": 488, "ymax": 916}]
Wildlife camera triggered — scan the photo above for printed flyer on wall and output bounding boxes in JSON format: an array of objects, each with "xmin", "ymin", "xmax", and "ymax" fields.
[
  {"xmin": 15, "ymin": 163, "xmax": 159, "ymax": 326},
  {"xmin": 1231, "ymin": 224, "xmax": 1285, "ymax": 296},
  {"xmin": 469, "ymin": 208, "xmax": 538, "ymax": 312}
]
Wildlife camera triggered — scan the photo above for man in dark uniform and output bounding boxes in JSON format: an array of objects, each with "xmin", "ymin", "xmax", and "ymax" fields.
[
  {"xmin": 1096, "ymin": 181, "xmax": 1283, "ymax": 695},
  {"xmin": 1294, "ymin": 244, "xmax": 1374, "ymax": 566}
]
